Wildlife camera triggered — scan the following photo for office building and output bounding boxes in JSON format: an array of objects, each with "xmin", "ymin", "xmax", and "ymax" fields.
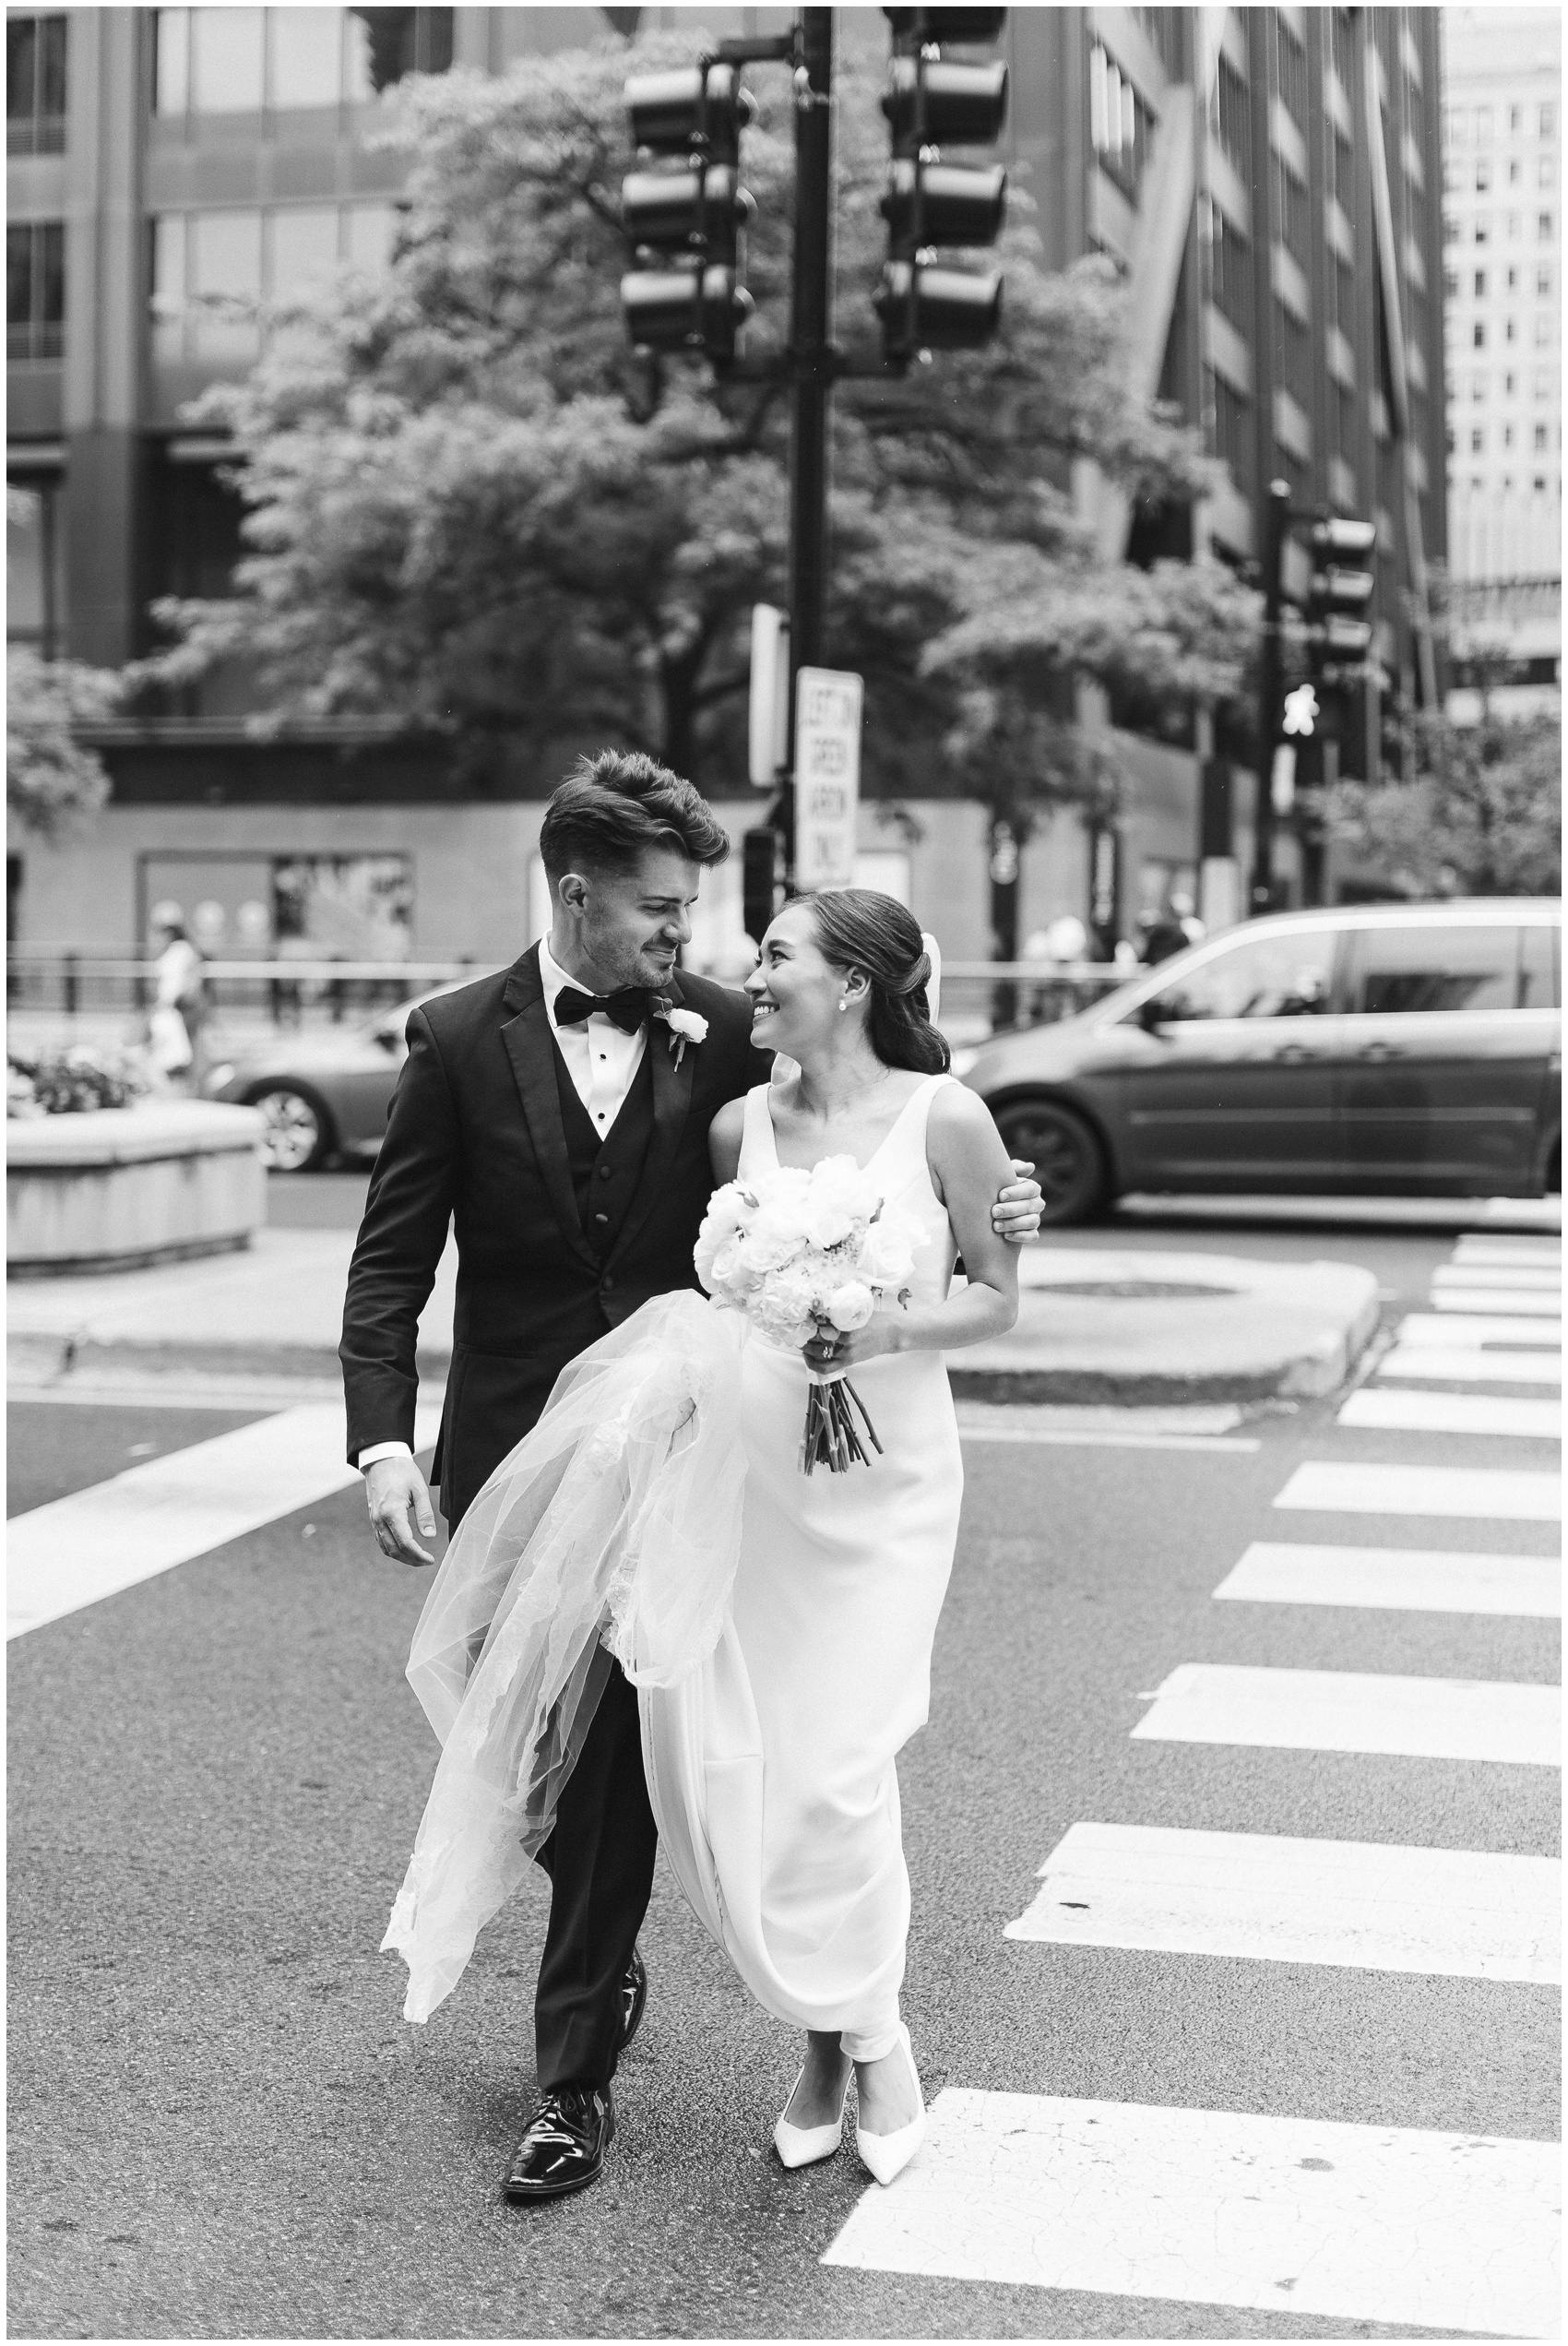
[
  {"xmin": 8, "ymin": 6, "xmax": 1447, "ymax": 966},
  {"xmin": 1440, "ymin": 5, "xmax": 1561, "ymax": 720}
]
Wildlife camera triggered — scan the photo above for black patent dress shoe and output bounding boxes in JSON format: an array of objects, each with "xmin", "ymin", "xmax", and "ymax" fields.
[
  {"xmin": 502, "ymin": 2087, "xmax": 615, "ymax": 2202},
  {"xmin": 621, "ymin": 1947, "xmax": 647, "ymax": 2053}
]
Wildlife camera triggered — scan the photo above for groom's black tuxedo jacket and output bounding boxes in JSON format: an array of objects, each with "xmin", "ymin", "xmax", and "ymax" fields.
[{"xmin": 339, "ymin": 944, "xmax": 765, "ymax": 1525}]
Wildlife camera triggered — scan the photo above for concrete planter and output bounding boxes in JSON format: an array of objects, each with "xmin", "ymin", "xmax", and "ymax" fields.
[{"xmin": 7, "ymin": 1102, "xmax": 267, "ymax": 1278}]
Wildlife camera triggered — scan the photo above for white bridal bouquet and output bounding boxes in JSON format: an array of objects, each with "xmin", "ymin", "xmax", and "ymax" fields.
[{"xmin": 694, "ymin": 1156, "xmax": 926, "ymax": 1474}]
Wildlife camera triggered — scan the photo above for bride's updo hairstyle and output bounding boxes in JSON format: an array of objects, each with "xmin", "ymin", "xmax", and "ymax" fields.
[{"xmin": 806, "ymin": 888, "xmax": 950, "ymax": 1075}]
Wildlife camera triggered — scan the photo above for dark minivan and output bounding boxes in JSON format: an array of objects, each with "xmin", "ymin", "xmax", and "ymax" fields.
[{"xmin": 954, "ymin": 899, "xmax": 1562, "ymax": 1224}]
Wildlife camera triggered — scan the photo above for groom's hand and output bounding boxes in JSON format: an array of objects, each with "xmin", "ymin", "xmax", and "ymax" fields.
[
  {"xmin": 367, "ymin": 1457, "xmax": 438, "ymax": 1567},
  {"xmin": 991, "ymin": 1159, "xmax": 1043, "ymax": 1244}
]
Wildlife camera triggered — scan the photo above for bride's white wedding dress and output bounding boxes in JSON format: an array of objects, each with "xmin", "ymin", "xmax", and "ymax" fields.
[
  {"xmin": 642, "ymin": 1073, "xmax": 962, "ymax": 2061},
  {"xmin": 382, "ymin": 1071, "xmax": 965, "ymax": 2057}
]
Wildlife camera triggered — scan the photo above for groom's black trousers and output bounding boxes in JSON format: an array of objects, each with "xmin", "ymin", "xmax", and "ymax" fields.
[{"xmin": 532, "ymin": 1659, "xmax": 659, "ymax": 2094}]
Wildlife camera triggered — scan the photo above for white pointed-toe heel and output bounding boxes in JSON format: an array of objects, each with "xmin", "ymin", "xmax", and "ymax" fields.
[
  {"xmin": 854, "ymin": 2023, "xmax": 926, "ymax": 2186},
  {"xmin": 774, "ymin": 2061, "xmax": 851, "ymax": 2171}
]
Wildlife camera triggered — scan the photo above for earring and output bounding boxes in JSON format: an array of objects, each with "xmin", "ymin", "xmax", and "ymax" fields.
[{"xmin": 838, "ymin": 998, "xmax": 849, "ymax": 1011}]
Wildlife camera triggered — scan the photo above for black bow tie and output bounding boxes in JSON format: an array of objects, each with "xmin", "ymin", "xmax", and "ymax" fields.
[{"xmin": 554, "ymin": 984, "xmax": 650, "ymax": 1036}]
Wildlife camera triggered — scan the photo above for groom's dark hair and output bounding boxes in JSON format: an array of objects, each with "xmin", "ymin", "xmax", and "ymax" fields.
[{"xmin": 540, "ymin": 751, "xmax": 731, "ymax": 882}]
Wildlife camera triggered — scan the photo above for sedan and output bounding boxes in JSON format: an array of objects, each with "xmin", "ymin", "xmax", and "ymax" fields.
[
  {"xmin": 952, "ymin": 899, "xmax": 1562, "ymax": 1225},
  {"xmin": 203, "ymin": 990, "xmax": 462, "ymax": 1171}
]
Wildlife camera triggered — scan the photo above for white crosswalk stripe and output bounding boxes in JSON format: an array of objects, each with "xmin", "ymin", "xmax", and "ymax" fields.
[
  {"xmin": 822, "ymin": 2092, "xmax": 1561, "ymax": 2335},
  {"xmin": 1130, "ymin": 1661, "xmax": 1560, "ymax": 1764},
  {"xmin": 1454, "ymin": 1237, "xmax": 1562, "ymax": 1265},
  {"xmin": 1336, "ymin": 1387, "xmax": 1562, "ymax": 1438},
  {"xmin": 1213, "ymin": 1537, "xmax": 1561, "ymax": 1616},
  {"xmin": 6, "ymin": 1399, "xmax": 442, "ymax": 1638},
  {"xmin": 1430, "ymin": 1285, "xmax": 1562, "ymax": 1316},
  {"xmin": 1398, "ymin": 1310, "xmax": 1562, "ymax": 1347},
  {"xmin": 1433, "ymin": 1263, "xmax": 1562, "ymax": 1292},
  {"xmin": 1004, "ymin": 1822, "xmax": 1561, "ymax": 1983},
  {"xmin": 1375, "ymin": 1342, "xmax": 1562, "ymax": 1385},
  {"xmin": 1275, "ymin": 1458, "xmax": 1562, "ymax": 1518}
]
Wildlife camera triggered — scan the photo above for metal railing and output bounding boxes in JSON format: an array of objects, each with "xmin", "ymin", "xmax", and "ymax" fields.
[{"xmin": 6, "ymin": 949, "xmax": 1136, "ymax": 1040}]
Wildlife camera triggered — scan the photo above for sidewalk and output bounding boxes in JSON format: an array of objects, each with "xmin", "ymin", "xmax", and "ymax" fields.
[{"xmin": 6, "ymin": 1227, "xmax": 1382, "ymax": 1407}]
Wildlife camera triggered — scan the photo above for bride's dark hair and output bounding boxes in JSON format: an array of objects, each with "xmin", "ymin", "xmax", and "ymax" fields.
[{"xmin": 805, "ymin": 888, "xmax": 949, "ymax": 1075}]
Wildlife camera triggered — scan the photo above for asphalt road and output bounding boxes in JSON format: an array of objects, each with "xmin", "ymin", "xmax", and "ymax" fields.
[{"xmin": 7, "ymin": 1235, "xmax": 1560, "ymax": 2339}]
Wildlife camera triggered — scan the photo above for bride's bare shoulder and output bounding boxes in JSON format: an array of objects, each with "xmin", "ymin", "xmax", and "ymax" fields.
[{"xmin": 708, "ymin": 1093, "xmax": 748, "ymax": 1182}]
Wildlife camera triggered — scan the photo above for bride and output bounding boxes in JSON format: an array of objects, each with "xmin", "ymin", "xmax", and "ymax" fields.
[{"xmin": 385, "ymin": 888, "xmax": 1018, "ymax": 2187}]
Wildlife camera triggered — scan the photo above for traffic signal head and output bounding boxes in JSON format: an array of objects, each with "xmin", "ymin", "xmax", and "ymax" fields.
[
  {"xmin": 878, "ymin": 10, "xmax": 1009, "ymax": 366},
  {"xmin": 621, "ymin": 58, "xmax": 757, "ymax": 359},
  {"xmin": 875, "ymin": 258, "xmax": 1003, "ymax": 350},
  {"xmin": 1305, "ymin": 514, "xmax": 1376, "ymax": 675},
  {"xmin": 625, "ymin": 61, "xmax": 755, "ymax": 165},
  {"xmin": 881, "ymin": 157, "xmax": 1006, "ymax": 244},
  {"xmin": 882, "ymin": 55, "xmax": 1010, "ymax": 149}
]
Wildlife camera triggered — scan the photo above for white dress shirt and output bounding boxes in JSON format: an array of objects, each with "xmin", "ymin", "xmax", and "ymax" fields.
[{"xmin": 358, "ymin": 938, "xmax": 652, "ymax": 1473}]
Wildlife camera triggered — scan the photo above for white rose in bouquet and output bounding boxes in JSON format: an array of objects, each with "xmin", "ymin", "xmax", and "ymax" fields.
[
  {"xmin": 860, "ymin": 1216, "xmax": 916, "ymax": 1288},
  {"xmin": 802, "ymin": 1154, "xmax": 872, "ymax": 1250},
  {"xmin": 742, "ymin": 1204, "xmax": 807, "ymax": 1273},
  {"xmin": 825, "ymin": 1280, "xmax": 876, "ymax": 1332}
]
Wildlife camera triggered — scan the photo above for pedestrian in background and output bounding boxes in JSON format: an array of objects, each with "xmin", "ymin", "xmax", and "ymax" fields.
[{"xmin": 148, "ymin": 905, "xmax": 208, "ymax": 1090}]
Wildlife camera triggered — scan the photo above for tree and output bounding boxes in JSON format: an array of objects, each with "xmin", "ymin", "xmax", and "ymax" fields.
[
  {"xmin": 1328, "ymin": 705, "xmax": 1562, "ymax": 897},
  {"xmin": 145, "ymin": 28, "xmax": 1259, "ymax": 833},
  {"xmin": 6, "ymin": 645, "xmax": 121, "ymax": 842}
]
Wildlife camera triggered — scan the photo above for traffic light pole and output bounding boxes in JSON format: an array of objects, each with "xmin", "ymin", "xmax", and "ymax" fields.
[
  {"xmin": 1250, "ymin": 478, "xmax": 1291, "ymax": 917},
  {"xmin": 778, "ymin": 5, "xmax": 835, "ymax": 875}
]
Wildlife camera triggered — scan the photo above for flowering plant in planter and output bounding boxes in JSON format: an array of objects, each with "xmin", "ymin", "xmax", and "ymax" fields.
[{"xmin": 6, "ymin": 1044, "xmax": 152, "ymax": 1118}]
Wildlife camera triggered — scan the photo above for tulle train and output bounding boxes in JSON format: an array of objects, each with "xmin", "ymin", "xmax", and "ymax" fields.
[{"xmin": 381, "ymin": 1290, "xmax": 747, "ymax": 2022}]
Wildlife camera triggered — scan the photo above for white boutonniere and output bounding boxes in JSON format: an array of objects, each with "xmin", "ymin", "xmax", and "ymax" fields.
[{"xmin": 652, "ymin": 1000, "xmax": 707, "ymax": 1071}]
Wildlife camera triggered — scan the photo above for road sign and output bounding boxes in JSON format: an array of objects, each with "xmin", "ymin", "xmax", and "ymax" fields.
[
  {"xmin": 793, "ymin": 665, "xmax": 862, "ymax": 890},
  {"xmin": 748, "ymin": 604, "xmax": 790, "ymax": 786}
]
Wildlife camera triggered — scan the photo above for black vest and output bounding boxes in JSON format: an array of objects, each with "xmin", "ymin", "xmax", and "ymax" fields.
[{"xmin": 552, "ymin": 1040, "xmax": 657, "ymax": 1259}]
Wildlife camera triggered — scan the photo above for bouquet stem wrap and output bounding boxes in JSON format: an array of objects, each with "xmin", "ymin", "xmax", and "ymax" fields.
[{"xmin": 382, "ymin": 1292, "xmax": 746, "ymax": 2022}]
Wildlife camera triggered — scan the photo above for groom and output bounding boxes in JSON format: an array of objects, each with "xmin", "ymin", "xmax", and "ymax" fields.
[{"xmin": 342, "ymin": 749, "xmax": 1042, "ymax": 2203}]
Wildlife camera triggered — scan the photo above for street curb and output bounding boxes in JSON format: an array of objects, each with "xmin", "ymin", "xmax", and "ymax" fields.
[{"xmin": 8, "ymin": 1286, "xmax": 1381, "ymax": 1410}]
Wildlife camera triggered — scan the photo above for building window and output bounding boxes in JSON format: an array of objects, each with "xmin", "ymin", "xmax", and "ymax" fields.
[
  {"xmin": 1202, "ymin": 197, "xmax": 1251, "ymax": 337},
  {"xmin": 1275, "ymin": 17, "xmax": 1307, "ymax": 127},
  {"xmin": 1470, "ymin": 428, "xmax": 1484, "ymax": 453},
  {"xmin": 1539, "ymin": 212, "xmax": 1554, "ymax": 241},
  {"xmin": 1509, "ymin": 266, "xmax": 1520, "ymax": 290},
  {"xmin": 1510, "ymin": 159, "xmax": 1522, "ymax": 185},
  {"xmin": 1274, "ymin": 296, "xmax": 1311, "ymax": 402},
  {"xmin": 1506, "ymin": 211, "xmax": 1521, "ymax": 239},
  {"xmin": 1476, "ymin": 105, "xmax": 1492, "ymax": 144},
  {"xmin": 1542, "ymin": 103, "xmax": 1556, "ymax": 140},
  {"xmin": 6, "ymin": 477, "xmax": 67, "ymax": 655},
  {"xmin": 1505, "ymin": 317, "xmax": 1516, "ymax": 342},
  {"xmin": 153, "ymin": 7, "xmax": 454, "ymax": 117},
  {"xmin": 1212, "ymin": 53, "xmax": 1249, "ymax": 176},
  {"xmin": 6, "ymin": 15, "xmax": 66, "ymax": 156},
  {"xmin": 1475, "ymin": 218, "xmax": 1490, "ymax": 244},
  {"xmin": 1331, "ymin": 7, "xmax": 1353, "ymax": 93},
  {"xmin": 1503, "ymin": 424, "xmax": 1515, "ymax": 449},
  {"xmin": 1272, "ymin": 152, "xmax": 1309, "ymax": 263},
  {"xmin": 1538, "ymin": 265, "xmax": 1552, "ymax": 293},
  {"xmin": 1534, "ymin": 474, "xmax": 1548, "ymax": 493},
  {"xmin": 150, "ymin": 200, "xmax": 399, "ymax": 363},
  {"xmin": 1541, "ymin": 156, "xmax": 1557, "ymax": 189},
  {"xmin": 1536, "ymin": 314, "xmax": 1553, "ymax": 346},
  {"xmin": 1536, "ymin": 370, "xmax": 1551, "ymax": 398},
  {"xmin": 1443, "ymin": 266, "xmax": 1458, "ymax": 298},
  {"xmin": 1476, "ymin": 159, "xmax": 1491, "ymax": 193},
  {"xmin": 1510, "ymin": 104, "xmax": 1524, "ymax": 135},
  {"xmin": 6, "ymin": 220, "xmax": 65, "ymax": 361},
  {"xmin": 1505, "ymin": 372, "xmax": 1516, "ymax": 395},
  {"xmin": 1536, "ymin": 423, "xmax": 1550, "ymax": 450},
  {"xmin": 1472, "ymin": 321, "xmax": 1486, "ymax": 348},
  {"xmin": 1473, "ymin": 268, "xmax": 1487, "ymax": 296},
  {"xmin": 1089, "ymin": 44, "xmax": 1154, "ymax": 196},
  {"xmin": 1206, "ymin": 364, "xmax": 1253, "ymax": 497},
  {"xmin": 1472, "ymin": 373, "xmax": 1485, "ymax": 398}
]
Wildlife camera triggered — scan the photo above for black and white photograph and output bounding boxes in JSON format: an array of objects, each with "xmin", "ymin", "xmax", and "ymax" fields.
[{"xmin": 6, "ymin": 1, "xmax": 1562, "ymax": 2336}]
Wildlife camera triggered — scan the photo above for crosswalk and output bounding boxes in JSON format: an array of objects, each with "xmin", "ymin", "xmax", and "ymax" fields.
[{"xmin": 828, "ymin": 1229, "xmax": 1562, "ymax": 2332}]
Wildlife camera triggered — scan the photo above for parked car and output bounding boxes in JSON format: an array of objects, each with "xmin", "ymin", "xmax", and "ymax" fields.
[
  {"xmin": 952, "ymin": 899, "xmax": 1562, "ymax": 1225},
  {"xmin": 203, "ymin": 988, "xmax": 465, "ymax": 1171}
]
